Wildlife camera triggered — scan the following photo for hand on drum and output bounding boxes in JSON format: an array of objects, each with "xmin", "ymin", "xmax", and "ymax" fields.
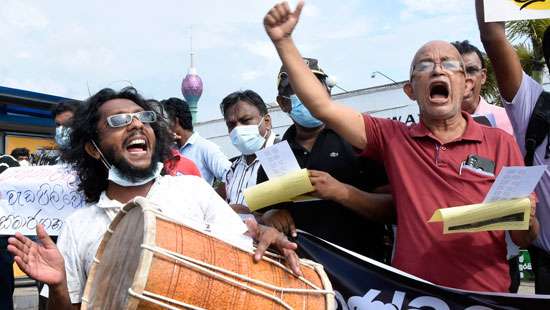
[
  {"xmin": 244, "ymin": 218, "xmax": 303, "ymax": 277},
  {"xmin": 261, "ymin": 209, "xmax": 297, "ymax": 238},
  {"xmin": 7, "ymin": 224, "xmax": 66, "ymax": 286}
]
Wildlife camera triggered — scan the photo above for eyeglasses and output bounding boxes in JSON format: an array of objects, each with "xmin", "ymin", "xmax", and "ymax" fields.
[
  {"xmin": 411, "ymin": 59, "xmax": 464, "ymax": 75},
  {"xmin": 106, "ymin": 111, "xmax": 157, "ymax": 128},
  {"xmin": 465, "ymin": 66, "xmax": 483, "ymax": 75}
]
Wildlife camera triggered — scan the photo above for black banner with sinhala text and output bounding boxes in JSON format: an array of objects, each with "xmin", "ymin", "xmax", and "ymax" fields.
[{"xmin": 295, "ymin": 231, "xmax": 550, "ymax": 310}]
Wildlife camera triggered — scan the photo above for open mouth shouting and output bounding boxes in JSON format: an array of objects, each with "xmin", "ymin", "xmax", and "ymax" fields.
[
  {"xmin": 124, "ymin": 134, "xmax": 150, "ymax": 157},
  {"xmin": 429, "ymin": 81, "xmax": 450, "ymax": 104}
]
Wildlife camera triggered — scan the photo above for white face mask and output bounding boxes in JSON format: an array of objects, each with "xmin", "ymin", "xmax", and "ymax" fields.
[
  {"xmin": 18, "ymin": 160, "xmax": 30, "ymax": 167},
  {"xmin": 107, "ymin": 162, "xmax": 163, "ymax": 187},
  {"xmin": 91, "ymin": 140, "xmax": 162, "ymax": 187},
  {"xmin": 229, "ymin": 116, "xmax": 268, "ymax": 155}
]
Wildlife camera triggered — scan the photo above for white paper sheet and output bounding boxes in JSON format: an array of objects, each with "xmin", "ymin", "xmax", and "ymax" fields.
[
  {"xmin": 255, "ymin": 141, "xmax": 301, "ymax": 179},
  {"xmin": 483, "ymin": 166, "xmax": 547, "ymax": 203},
  {"xmin": 0, "ymin": 165, "xmax": 86, "ymax": 235}
]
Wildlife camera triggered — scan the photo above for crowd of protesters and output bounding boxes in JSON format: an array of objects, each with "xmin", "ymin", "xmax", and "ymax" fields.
[{"xmin": 1, "ymin": 1, "xmax": 550, "ymax": 308}]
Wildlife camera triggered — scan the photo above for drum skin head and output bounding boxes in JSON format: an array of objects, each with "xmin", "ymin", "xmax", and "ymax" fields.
[{"xmin": 84, "ymin": 203, "xmax": 148, "ymax": 309}]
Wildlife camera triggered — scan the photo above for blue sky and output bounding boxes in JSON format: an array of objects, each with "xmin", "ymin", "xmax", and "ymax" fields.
[{"xmin": 0, "ymin": 0, "xmax": 481, "ymax": 121}]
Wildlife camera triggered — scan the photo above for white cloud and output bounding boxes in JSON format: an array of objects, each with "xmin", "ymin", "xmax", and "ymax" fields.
[
  {"xmin": 302, "ymin": 3, "xmax": 321, "ymax": 18},
  {"xmin": 0, "ymin": 0, "xmax": 49, "ymax": 29},
  {"xmin": 0, "ymin": 77, "xmax": 69, "ymax": 97},
  {"xmin": 15, "ymin": 52, "xmax": 32, "ymax": 60},
  {"xmin": 240, "ymin": 70, "xmax": 263, "ymax": 81},
  {"xmin": 245, "ymin": 41, "xmax": 278, "ymax": 61},
  {"xmin": 400, "ymin": 0, "xmax": 467, "ymax": 20},
  {"xmin": 401, "ymin": 0, "xmax": 464, "ymax": 14},
  {"xmin": 0, "ymin": 0, "xmax": 484, "ymax": 122}
]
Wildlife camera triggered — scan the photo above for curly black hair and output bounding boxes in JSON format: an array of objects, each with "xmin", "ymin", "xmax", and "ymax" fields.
[{"xmin": 61, "ymin": 87, "xmax": 172, "ymax": 203}]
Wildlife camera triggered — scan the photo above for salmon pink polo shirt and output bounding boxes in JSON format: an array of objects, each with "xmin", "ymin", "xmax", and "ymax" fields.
[{"xmin": 361, "ymin": 112, "xmax": 524, "ymax": 292}]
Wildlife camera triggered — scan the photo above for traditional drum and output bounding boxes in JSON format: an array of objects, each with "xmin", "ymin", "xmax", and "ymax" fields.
[{"xmin": 81, "ymin": 197, "xmax": 335, "ymax": 310}]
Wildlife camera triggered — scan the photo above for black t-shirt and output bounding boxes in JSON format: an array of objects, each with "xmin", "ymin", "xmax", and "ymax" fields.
[{"xmin": 258, "ymin": 125, "xmax": 388, "ymax": 261}]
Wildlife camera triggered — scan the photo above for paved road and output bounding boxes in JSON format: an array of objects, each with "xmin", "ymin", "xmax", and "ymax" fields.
[{"xmin": 13, "ymin": 287, "xmax": 38, "ymax": 310}]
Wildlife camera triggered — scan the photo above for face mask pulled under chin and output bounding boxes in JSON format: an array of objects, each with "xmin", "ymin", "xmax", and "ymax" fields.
[
  {"xmin": 107, "ymin": 162, "xmax": 163, "ymax": 187},
  {"xmin": 229, "ymin": 117, "xmax": 268, "ymax": 155},
  {"xmin": 91, "ymin": 140, "xmax": 163, "ymax": 187}
]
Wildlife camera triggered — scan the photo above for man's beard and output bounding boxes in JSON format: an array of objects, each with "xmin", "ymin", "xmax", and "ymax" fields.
[{"xmin": 103, "ymin": 142, "xmax": 161, "ymax": 182}]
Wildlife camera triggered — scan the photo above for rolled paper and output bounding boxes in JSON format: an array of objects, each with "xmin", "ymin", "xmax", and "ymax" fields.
[
  {"xmin": 244, "ymin": 169, "xmax": 314, "ymax": 211},
  {"xmin": 429, "ymin": 198, "xmax": 531, "ymax": 234}
]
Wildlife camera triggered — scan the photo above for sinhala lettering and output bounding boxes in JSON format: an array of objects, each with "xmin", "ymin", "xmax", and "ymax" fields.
[
  {"xmin": 0, "ymin": 209, "xmax": 63, "ymax": 232},
  {"xmin": 6, "ymin": 183, "xmax": 84, "ymax": 210}
]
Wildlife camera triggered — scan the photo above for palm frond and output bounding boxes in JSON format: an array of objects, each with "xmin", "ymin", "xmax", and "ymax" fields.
[
  {"xmin": 504, "ymin": 19, "xmax": 549, "ymax": 84},
  {"xmin": 481, "ymin": 54, "xmax": 501, "ymax": 105}
]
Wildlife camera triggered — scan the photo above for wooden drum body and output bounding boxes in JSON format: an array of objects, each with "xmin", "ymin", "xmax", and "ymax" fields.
[{"xmin": 82, "ymin": 198, "xmax": 335, "ymax": 309}]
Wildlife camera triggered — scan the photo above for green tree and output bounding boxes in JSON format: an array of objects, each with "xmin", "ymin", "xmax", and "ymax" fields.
[{"xmin": 482, "ymin": 19, "xmax": 550, "ymax": 104}]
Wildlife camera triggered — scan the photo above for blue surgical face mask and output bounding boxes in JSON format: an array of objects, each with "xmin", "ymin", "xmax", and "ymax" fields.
[
  {"xmin": 229, "ymin": 116, "xmax": 268, "ymax": 155},
  {"xmin": 55, "ymin": 126, "xmax": 71, "ymax": 147},
  {"xmin": 289, "ymin": 95, "xmax": 323, "ymax": 128},
  {"xmin": 91, "ymin": 140, "xmax": 162, "ymax": 187}
]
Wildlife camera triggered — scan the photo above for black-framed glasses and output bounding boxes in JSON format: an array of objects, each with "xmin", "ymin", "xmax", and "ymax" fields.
[
  {"xmin": 411, "ymin": 59, "xmax": 464, "ymax": 75},
  {"xmin": 106, "ymin": 111, "xmax": 157, "ymax": 128}
]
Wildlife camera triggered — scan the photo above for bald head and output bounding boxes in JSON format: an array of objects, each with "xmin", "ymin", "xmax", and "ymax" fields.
[
  {"xmin": 403, "ymin": 40, "xmax": 472, "ymax": 124},
  {"xmin": 410, "ymin": 41, "xmax": 464, "ymax": 78}
]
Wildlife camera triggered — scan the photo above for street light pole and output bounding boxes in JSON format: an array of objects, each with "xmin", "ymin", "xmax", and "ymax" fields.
[{"xmin": 371, "ymin": 71, "xmax": 398, "ymax": 84}]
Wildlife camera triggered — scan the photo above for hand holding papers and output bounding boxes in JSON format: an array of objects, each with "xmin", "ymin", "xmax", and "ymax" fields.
[
  {"xmin": 244, "ymin": 141, "xmax": 315, "ymax": 211},
  {"xmin": 429, "ymin": 198, "xmax": 531, "ymax": 234},
  {"xmin": 244, "ymin": 168, "xmax": 314, "ymax": 211},
  {"xmin": 429, "ymin": 166, "xmax": 546, "ymax": 234}
]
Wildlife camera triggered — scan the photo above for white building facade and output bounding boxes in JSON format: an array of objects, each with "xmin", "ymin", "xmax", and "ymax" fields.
[{"xmin": 195, "ymin": 82, "xmax": 419, "ymax": 158}]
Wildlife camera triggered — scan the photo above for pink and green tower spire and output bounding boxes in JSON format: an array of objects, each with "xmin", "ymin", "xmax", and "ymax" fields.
[{"xmin": 181, "ymin": 50, "xmax": 203, "ymax": 124}]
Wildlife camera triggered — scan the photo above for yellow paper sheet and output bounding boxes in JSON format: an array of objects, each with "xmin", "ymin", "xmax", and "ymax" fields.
[
  {"xmin": 428, "ymin": 198, "xmax": 531, "ymax": 234},
  {"xmin": 244, "ymin": 169, "xmax": 314, "ymax": 211}
]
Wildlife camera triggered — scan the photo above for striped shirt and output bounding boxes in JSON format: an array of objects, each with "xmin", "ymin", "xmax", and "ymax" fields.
[{"xmin": 224, "ymin": 133, "xmax": 276, "ymax": 207}]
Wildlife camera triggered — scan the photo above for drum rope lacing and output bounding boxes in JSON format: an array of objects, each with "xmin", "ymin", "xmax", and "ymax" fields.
[
  {"xmin": 136, "ymin": 243, "xmax": 333, "ymax": 310},
  {"xmin": 128, "ymin": 288, "xmax": 206, "ymax": 310},
  {"xmin": 143, "ymin": 207, "xmax": 332, "ymax": 291},
  {"xmin": 96, "ymin": 206, "xmax": 333, "ymax": 309}
]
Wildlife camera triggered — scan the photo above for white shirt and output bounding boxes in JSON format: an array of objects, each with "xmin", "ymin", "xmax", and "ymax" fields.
[
  {"xmin": 180, "ymin": 132, "xmax": 231, "ymax": 185},
  {"xmin": 42, "ymin": 175, "xmax": 251, "ymax": 303}
]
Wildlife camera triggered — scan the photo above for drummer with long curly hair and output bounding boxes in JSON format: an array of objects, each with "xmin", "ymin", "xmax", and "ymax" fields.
[{"xmin": 7, "ymin": 87, "xmax": 302, "ymax": 309}]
